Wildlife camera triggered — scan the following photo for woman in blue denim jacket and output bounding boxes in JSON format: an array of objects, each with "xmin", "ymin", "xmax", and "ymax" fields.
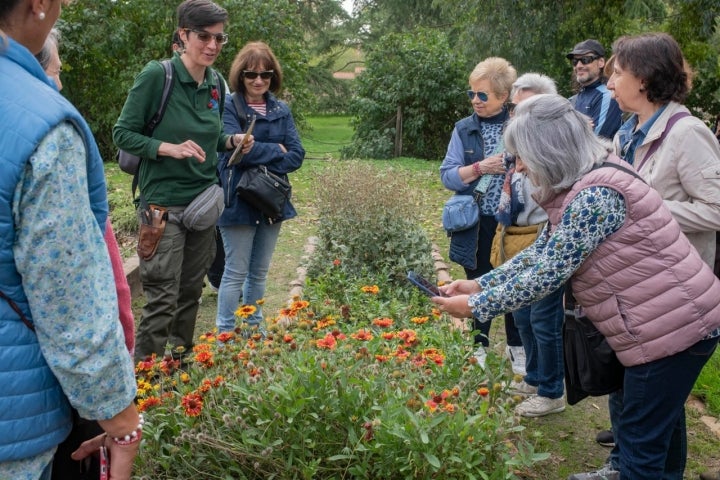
[
  {"xmin": 215, "ymin": 41, "xmax": 305, "ymax": 333},
  {"xmin": 439, "ymin": 57, "xmax": 523, "ymax": 371}
]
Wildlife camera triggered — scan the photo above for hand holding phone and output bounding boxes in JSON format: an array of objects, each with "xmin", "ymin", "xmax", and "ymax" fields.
[{"xmin": 407, "ymin": 271, "xmax": 444, "ymax": 297}]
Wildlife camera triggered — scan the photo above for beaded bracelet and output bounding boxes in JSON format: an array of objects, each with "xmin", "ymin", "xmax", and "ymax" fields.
[
  {"xmin": 472, "ymin": 161, "xmax": 483, "ymax": 177},
  {"xmin": 110, "ymin": 413, "xmax": 145, "ymax": 446},
  {"xmin": 229, "ymin": 135, "xmax": 238, "ymax": 150}
]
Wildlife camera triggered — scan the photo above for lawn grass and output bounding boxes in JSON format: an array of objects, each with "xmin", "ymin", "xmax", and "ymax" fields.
[{"xmin": 110, "ymin": 115, "xmax": 720, "ymax": 478}]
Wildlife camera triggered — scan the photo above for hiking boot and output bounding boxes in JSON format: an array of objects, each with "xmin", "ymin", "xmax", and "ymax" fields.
[
  {"xmin": 509, "ymin": 380, "xmax": 538, "ymax": 396},
  {"xmin": 595, "ymin": 429, "xmax": 615, "ymax": 447},
  {"xmin": 699, "ymin": 471, "xmax": 720, "ymax": 480},
  {"xmin": 506, "ymin": 345, "xmax": 527, "ymax": 376},
  {"xmin": 567, "ymin": 464, "xmax": 620, "ymax": 480},
  {"xmin": 472, "ymin": 346, "xmax": 487, "ymax": 369},
  {"xmin": 515, "ymin": 395, "xmax": 565, "ymax": 417}
]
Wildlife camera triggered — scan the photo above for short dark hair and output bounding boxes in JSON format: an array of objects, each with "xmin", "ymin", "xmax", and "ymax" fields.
[
  {"xmin": 229, "ymin": 41, "xmax": 283, "ymax": 94},
  {"xmin": 176, "ymin": 0, "xmax": 228, "ymax": 29},
  {"xmin": 611, "ymin": 33, "xmax": 690, "ymax": 104}
]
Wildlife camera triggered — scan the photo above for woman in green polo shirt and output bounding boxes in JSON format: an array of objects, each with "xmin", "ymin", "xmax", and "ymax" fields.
[{"xmin": 113, "ymin": 0, "xmax": 252, "ymax": 363}]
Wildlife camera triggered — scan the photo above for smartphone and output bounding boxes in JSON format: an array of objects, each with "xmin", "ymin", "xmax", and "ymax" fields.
[
  {"xmin": 99, "ymin": 445, "xmax": 109, "ymax": 480},
  {"xmin": 407, "ymin": 271, "xmax": 443, "ymax": 297}
]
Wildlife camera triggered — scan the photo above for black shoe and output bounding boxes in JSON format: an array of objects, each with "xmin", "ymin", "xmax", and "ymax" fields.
[{"xmin": 595, "ymin": 429, "xmax": 615, "ymax": 447}]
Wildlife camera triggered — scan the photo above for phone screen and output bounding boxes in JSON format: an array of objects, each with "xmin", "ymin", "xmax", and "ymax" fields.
[{"xmin": 407, "ymin": 271, "xmax": 443, "ymax": 297}]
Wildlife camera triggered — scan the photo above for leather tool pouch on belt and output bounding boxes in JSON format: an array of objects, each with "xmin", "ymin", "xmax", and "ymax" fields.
[{"xmin": 137, "ymin": 205, "xmax": 167, "ymax": 261}]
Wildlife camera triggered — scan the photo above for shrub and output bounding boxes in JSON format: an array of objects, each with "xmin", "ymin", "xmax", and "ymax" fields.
[{"xmin": 306, "ymin": 160, "xmax": 435, "ymax": 286}]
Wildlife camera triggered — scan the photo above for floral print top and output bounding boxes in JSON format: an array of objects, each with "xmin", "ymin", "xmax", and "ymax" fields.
[
  {"xmin": 1, "ymin": 123, "xmax": 136, "ymax": 480},
  {"xmin": 469, "ymin": 185, "xmax": 624, "ymax": 320},
  {"xmin": 468, "ymin": 184, "xmax": 720, "ymax": 340}
]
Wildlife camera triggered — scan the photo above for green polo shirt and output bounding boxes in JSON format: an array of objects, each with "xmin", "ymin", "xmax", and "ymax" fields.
[{"xmin": 113, "ymin": 53, "xmax": 229, "ymax": 206}]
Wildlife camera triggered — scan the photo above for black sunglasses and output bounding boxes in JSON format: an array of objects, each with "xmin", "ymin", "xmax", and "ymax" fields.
[
  {"xmin": 185, "ymin": 28, "xmax": 228, "ymax": 45},
  {"xmin": 570, "ymin": 56, "xmax": 599, "ymax": 66},
  {"xmin": 243, "ymin": 70, "xmax": 274, "ymax": 80}
]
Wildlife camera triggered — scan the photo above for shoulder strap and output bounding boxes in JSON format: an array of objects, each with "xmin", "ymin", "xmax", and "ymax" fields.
[
  {"xmin": 144, "ymin": 59, "xmax": 175, "ymax": 134},
  {"xmin": 0, "ymin": 290, "xmax": 35, "ymax": 331},
  {"xmin": 639, "ymin": 111, "xmax": 691, "ymax": 167},
  {"xmin": 133, "ymin": 59, "xmax": 174, "ymax": 198},
  {"xmin": 231, "ymin": 92, "xmax": 247, "ymax": 130}
]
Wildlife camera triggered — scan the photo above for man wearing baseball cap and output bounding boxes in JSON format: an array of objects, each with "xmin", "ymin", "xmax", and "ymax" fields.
[{"xmin": 566, "ymin": 39, "xmax": 622, "ymax": 139}]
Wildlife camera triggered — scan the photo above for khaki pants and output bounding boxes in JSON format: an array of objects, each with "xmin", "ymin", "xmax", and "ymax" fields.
[{"xmin": 134, "ymin": 214, "xmax": 216, "ymax": 361}]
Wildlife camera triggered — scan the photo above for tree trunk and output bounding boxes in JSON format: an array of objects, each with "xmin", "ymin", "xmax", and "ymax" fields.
[{"xmin": 394, "ymin": 105, "xmax": 403, "ymax": 157}]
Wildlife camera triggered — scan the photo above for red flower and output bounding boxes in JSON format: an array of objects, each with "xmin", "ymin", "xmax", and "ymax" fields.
[
  {"xmin": 211, "ymin": 88, "xmax": 219, "ymax": 100},
  {"xmin": 181, "ymin": 393, "xmax": 203, "ymax": 417}
]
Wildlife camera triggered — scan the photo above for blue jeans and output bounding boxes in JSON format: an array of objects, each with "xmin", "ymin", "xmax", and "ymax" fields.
[
  {"xmin": 512, "ymin": 285, "xmax": 565, "ymax": 398},
  {"xmin": 216, "ymin": 223, "xmax": 282, "ymax": 331},
  {"xmin": 613, "ymin": 336, "xmax": 718, "ymax": 479}
]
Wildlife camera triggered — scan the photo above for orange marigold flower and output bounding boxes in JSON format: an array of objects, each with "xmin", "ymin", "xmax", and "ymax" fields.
[
  {"xmin": 213, "ymin": 375, "xmax": 225, "ymax": 387},
  {"xmin": 217, "ymin": 332, "xmax": 235, "ymax": 343},
  {"xmin": 397, "ymin": 329, "xmax": 419, "ymax": 346},
  {"xmin": 193, "ymin": 343, "xmax": 212, "ymax": 353},
  {"xmin": 477, "ymin": 387, "xmax": 490, "ymax": 397},
  {"xmin": 135, "ymin": 354, "xmax": 157, "ymax": 373},
  {"xmin": 451, "ymin": 386, "xmax": 460, "ymax": 397},
  {"xmin": 256, "ymin": 298, "xmax": 265, "ymax": 306},
  {"xmin": 443, "ymin": 403, "xmax": 456, "ymax": 413},
  {"xmin": 333, "ymin": 258, "xmax": 341, "ymax": 266},
  {"xmin": 195, "ymin": 351, "xmax": 214, "ymax": 367},
  {"xmin": 290, "ymin": 300, "xmax": 309, "ymax": 311},
  {"xmin": 410, "ymin": 316, "xmax": 429, "ymax": 325},
  {"xmin": 381, "ymin": 332, "xmax": 395, "ymax": 340},
  {"xmin": 372, "ymin": 317, "xmax": 393, "ymax": 328},
  {"xmin": 282, "ymin": 334, "xmax": 294, "ymax": 343},
  {"xmin": 235, "ymin": 304, "xmax": 257, "ymax": 318},
  {"xmin": 198, "ymin": 379, "xmax": 212, "ymax": 394},
  {"xmin": 425, "ymin": 399, "xmax": 439, "ymax": 412},
  {"xmin": 180, "ymin": 372, "xmax": 191, "ymax": 384},
  {"xmin": 361, "ymin": 285, "xmax": 379, "ymax": 294},
  {"xmin": 137, "ymin": 396, "xmax": 162, "ymax": 412},
  {"xmin": 181, "ymin": 393, "xmax": 203, "ymax": 417},
  {"xmin": 431, "ymin": 308, "xmax": 441, "ymax": 318},
  {"xmin": 316, "ymin": 333, "xmax": 337, "ymax": 350},
  {"xmin": 375, "ymin": 354, "xmax": 390, "ymax": 362},
  {"xmin": 350, "ymin": 329, "xmax": 374, "ymax": 341}
]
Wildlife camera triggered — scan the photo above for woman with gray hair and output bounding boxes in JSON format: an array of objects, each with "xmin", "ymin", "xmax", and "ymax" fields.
[
  {"xmin": 433, "ymin": 93, "xmax": 720, "ymax": 480},
  {"xmin": 496, "ymin": 74, "xmax": 566, "ymax": 417}
]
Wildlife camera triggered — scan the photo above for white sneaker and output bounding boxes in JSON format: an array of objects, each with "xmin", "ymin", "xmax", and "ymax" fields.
[
  {"xmin": 472, "ymin": 346, "xmax": 487, "ymax": 369},
  {"xmin": 515, "ymin": 395, "xmax": 565, "ymax": 417},
  {"xmin": 509, "ymin": 380, "xmax": 538, "ymax": 396},
  {"xmin": 506, "ymin": 345, "xmax": 527, "ymax": 376},
  {"xmin": 567, "ymin": 464, "xmax": 620, "ymax": 480}
]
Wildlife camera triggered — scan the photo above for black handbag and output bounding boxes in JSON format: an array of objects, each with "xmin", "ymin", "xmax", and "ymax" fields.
[
  {"xmin": 235, "ymin": 165, "xmax": 292, "ymax": 221},
  {"xmin": 563, "ymin": 310, "xmax": 625, "ymax": 405}
]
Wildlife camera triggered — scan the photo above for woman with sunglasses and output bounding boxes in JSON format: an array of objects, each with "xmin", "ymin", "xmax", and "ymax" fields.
[
  {"xmin": 439, "ymin": 57, "xmax": 524, "ymax": 373},
  {"xmin": 113, "ymin": 0, "xmax": 252, "ymax": 364},
  {"xmin": 214, "ymin": 41, "xmax": 305, "ymax": 334}
]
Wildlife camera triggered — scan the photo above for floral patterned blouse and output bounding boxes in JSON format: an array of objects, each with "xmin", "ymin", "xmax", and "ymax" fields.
[
  {"xmin": 468, "ymin": 184, "xmax": 720, "ymax": 341},
  {"xmin": 1, "ymin": 123, "xmax": 136, "ymax": 480}
]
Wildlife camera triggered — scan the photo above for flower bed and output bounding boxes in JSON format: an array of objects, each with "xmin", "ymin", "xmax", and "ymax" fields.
[{"xmin": 134, "ymin": 273, "xmax": 547, "ymax": 479}]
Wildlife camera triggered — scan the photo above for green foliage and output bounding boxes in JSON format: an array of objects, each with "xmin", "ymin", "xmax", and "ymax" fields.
[
  {"xmin": 694, "ymin": 347, "xmax": 720, "ymax": 416},
  {"xmin": 134, "ymin": 271, "xmax": 543, "ymax": 479},
  {"xmin": 58, "ymin": 0, "xmax": 314, "ymax": 161},
  {"xmin": 306, "ymin": 160, "xmax": 436, "ymax": 285},
  {"xmin": 344, "ymin": 29, "xmax": 466, "ymax": 159}
]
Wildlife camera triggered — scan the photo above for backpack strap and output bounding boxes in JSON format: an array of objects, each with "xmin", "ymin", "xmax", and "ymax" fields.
[
  {"xmin": 0, "ymin": 290, "xmax": 34, "ymax": 331},
  {"xmin": 132, "ymin": 59, "xmax": 175, "ymax": 199},
  {"xmin": 637, "ymin": 111, "xmax": 691, "ymax": 171},
  {"xmin": 211, "ymin": 69, "xmax": 225, "ymax": 118}
]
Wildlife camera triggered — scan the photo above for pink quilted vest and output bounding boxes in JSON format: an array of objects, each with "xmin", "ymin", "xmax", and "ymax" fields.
[{"xmin": 540, "ymin": 156, "xmax": 720, "ymax": 366}]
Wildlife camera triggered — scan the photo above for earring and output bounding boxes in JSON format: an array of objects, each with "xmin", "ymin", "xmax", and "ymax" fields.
[{"xmin": 38, "ymin": 11, "xmax": 46, "ymax": 20}]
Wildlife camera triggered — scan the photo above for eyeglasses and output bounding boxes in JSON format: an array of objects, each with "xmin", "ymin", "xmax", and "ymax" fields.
[
  {"xmin": 185, "ymin": 28, "xmax": 229, "ymax": 45},
  {"xmin": 506, "ymin": 102, "xmax": 517, "ymax": 115},
  {"xmin": 243, "ymin": 70, "xmax": 274, "ymax": 80},
  {"xmin": 467, "ymin": 90, "xmax": 489, "ymax": 102},
  {"xmin": 570, "ymin": 55, "xmax": 599, "ymax": 66}
]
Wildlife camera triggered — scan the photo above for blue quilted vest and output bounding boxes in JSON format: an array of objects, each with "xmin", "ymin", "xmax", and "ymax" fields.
[{"xmin": 0, "ymin": 37, "xmax": 108, "ymax": 462}]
